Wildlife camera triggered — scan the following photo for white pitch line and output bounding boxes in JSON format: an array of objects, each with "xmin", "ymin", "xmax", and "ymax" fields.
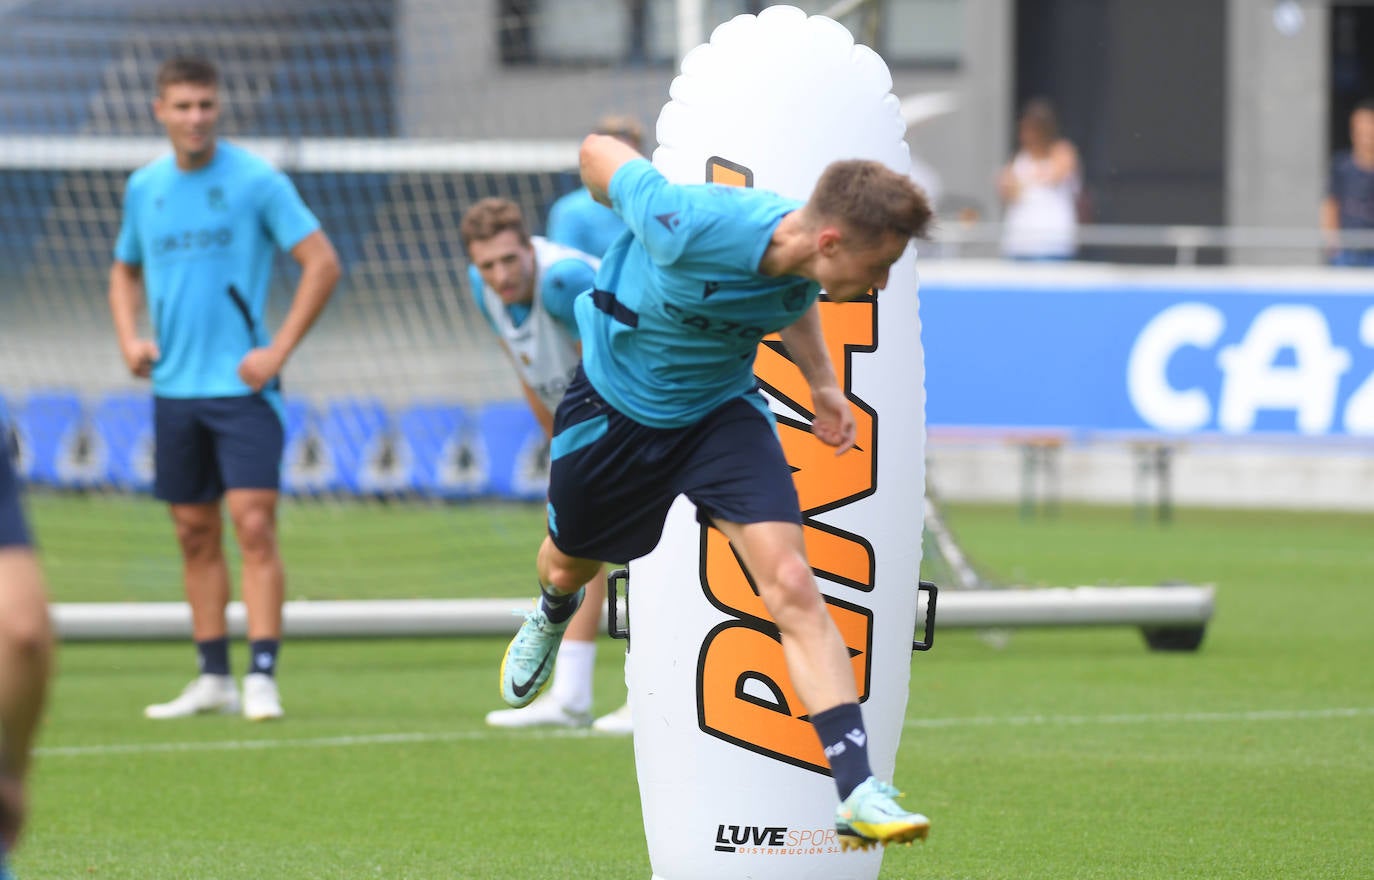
[
  {"xmin": 38, "ymin": 727, "xmax": 597, "ymax": 758},
  {"xmin": 902, "ymin": 706, "xmax": 1374, "ymax": 729},
  {"xmin": 35, "ymin": 707, "xmax": 1374, "ymax": 759}
]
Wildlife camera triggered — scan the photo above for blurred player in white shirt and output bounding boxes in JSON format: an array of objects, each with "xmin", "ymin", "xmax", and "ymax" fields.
[{"xmin": 461, "ymin": 197, "xmax": 631, "ymax": 733}]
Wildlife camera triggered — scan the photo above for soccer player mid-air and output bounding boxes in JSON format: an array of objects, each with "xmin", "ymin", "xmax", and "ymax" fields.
[
  {"xmin": 108, "ymin": 56, "xmax": 341, "ymax": 722},
  {"xmin": 498, "ymin": 132, "xmax": 935, "ymax": 849}
]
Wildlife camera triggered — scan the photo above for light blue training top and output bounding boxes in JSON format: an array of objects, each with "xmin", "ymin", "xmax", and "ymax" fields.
[
  {"xmin": 546, "ymin": 186, "xmax": 629, "ymax": 258},
  {"xmin": 576, "ymin": 158, "xmax": 819, "ymax": 429},
  {"xmin": 114, "ymin": 141, "xmax": 321, "ymax": 398}
]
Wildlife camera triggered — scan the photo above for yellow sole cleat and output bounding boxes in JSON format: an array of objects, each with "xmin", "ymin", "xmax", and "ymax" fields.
[{"xmin": 835, "ymin": 777, "xmax": 931, "ymax": 851}]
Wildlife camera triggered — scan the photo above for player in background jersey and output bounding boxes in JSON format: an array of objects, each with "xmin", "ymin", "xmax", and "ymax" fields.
[
  {"xmin": 461, "ymin": 198, "xmax": 630, "ymax": 733},
  {"xmin": 545, "ymin": 115, "xmax": 642, "ymax": 259},
  {"xmin": 541, "ymin": 115, "xmax": 645, "ymax": 735},
  {"xmin": 498, "ymin": 133, "xmax": 935, "ymax": 849},
  {"xmin": 108, "ymin": 56, "xmax": 341, "ymax": 722},
  {"xmin": 0, "ymin": 419, "xmax": 54, "ymax": 878}
]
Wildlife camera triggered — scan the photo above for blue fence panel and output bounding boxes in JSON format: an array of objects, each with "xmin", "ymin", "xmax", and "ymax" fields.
[
  {"xmin": 16, "ymin": 390, "xmax": 103, "ymax": 487},
  {"xmin": 91, "ymin": 390, "xmax": 153, "ymax": 491},
  {"xmin": 476, "ymin": 401, "xmax": 547, "ymax": 501},
  {"xmin": 281, "ymin": 398, "xmax": 341, "ymax": 496},
  {"xmin": 921, "ymin": 272, "xmax": 1374, "ymax": 441},
  {"xmin": 396, "ymin": 401, "xmax": 486, "ymax": 499},
  {"xmin": 321, "ymin": 397, "xmax": 409, "ymax": 495}
]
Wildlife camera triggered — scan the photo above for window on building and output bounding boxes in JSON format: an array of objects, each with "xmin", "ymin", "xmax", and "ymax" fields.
[{"xmin": 499, "ymin": 0, "xmax": 963, "ymax": 68}]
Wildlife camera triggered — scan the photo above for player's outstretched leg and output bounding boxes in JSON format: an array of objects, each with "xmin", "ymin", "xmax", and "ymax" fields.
[
  {"xmin": 499, "ymin": 586, "xmax": 584, "ymax": 708},
  {"xmin": 835, "ymin": 776, "xmax": 931, "ymax": 851}
]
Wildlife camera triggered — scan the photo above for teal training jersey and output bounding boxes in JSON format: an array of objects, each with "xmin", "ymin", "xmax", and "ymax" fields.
[
  {"xmin": 576, "ymin": 158, "xmax": 819, "ymax": 428},
  {"xmin": 546, "ymin": 186, "xmax": 629, "ymax": 258},
  {"xmin": 113, "ymin": 141, "xmax": 321, "ymax": 398}
]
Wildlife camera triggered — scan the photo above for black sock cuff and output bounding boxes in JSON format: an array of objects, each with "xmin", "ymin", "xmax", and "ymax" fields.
[
  {"xmin": 195, "ymin": 636, "xmax": 231, "ymax": 676},
  {"xmin": 812, "ymin": 702, "xmax": 872, "ymax": 800},
  {"xmin": 539, "ymin": 583, "xmax": 583, "ymax": 624},
  {"xmin": 248, "ymin": 639, "xmax": 280, "ymax": 677},
  {"xmin": 812, "ymin": 702, "xmax": 863, "ymax": 729}
]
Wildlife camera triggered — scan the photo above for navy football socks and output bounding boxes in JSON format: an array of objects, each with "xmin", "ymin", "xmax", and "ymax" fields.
[
  {"xmin": 538, "ymin": 582, "xmax": 582, "ymax": 625},
  {"xmin": 812, "ymin": 702, "xmax": 873, "ymax": 800},
  {"xmin": 196, "ymin": 636, "xmax": 230, "ymax": 676},
  {"xmin": 248, "ymin": 639, "xmax": 280, "ymax": 677}
]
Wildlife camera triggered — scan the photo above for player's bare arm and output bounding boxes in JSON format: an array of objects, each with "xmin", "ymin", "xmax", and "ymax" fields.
[
  {"xmin": 1320, "ymin": 195, "xmax": 1341, "ymax": 255},
  {"xmin": 238, "ymin": 230, "xmax": 341, "ymax": 391},
  {"xmin": 107, "ymin": 260, "xmax": 160, "ymax": 378},
  {"xmin": 779, "ymin": 304, "xmax": 856, "ymax": 454},
  {"xmin": 520, "ymin": 379, "xmax": 555, "ymax": 438},
  {"xmin": 579, "ymin": 134, "xmax": 643, "ymax": 207},
  {"xmin": 518, "ymin": 337, "xmax": 582, "ymax": 437},
  {"xmin": 1043, "ymin": 140, "xmax": 1079, "ymax": 185},
  {"xmin": 0, "ymin": 549, "xmax": 53, "ymax": 849}
]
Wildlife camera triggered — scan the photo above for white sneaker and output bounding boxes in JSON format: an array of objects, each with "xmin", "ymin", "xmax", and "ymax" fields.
[
  {"xmin": 144, "ymin": 674, "xmax": 240, "ymax": 719},
  {"xmin": 485, "ymin": 692, "xmax": 591, "ymax": 729},
  {"xmin": 591, "ymin": 702, "xmax": 634, "ymax": 735},
  {"xmin": 242, "ymin": 673, "xmax": 284, "ymax": 721}
]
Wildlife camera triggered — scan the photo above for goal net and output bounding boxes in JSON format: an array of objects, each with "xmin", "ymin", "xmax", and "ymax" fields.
[{"xmin": 0, "ymin": 0, "xmax": 893, "ymax": 606}]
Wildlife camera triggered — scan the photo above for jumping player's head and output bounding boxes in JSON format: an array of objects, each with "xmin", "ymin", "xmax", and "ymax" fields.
[
  {"xmin": 798, "ymin": 159, "xmax": 934, "ymax": 301},
  {"xmin": 461, "ymin": 197, "xmax": 537, "ymax": 307},
  {"xmin": 153, "ymin": 56, "xmax": 221, "ymax": 169}
]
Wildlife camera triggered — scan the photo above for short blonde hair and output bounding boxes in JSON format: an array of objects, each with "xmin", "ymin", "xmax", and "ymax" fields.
[{"xmin": 808, "ymin": 159, "xmax": 934, "ymax": 241}]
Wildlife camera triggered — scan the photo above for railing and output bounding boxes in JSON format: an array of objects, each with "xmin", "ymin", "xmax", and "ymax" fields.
[{"xmin": 927, "ymin": 222, "xmax": 1374, "ymax": 267}]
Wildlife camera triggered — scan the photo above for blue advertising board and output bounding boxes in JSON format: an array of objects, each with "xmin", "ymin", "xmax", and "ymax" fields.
[{"xmin": 919, "ymin": 265, "xmax": 1374, "ymax": 440}]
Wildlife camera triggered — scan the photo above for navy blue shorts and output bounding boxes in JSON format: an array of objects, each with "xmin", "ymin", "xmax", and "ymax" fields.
[
  {"xmin": 0, "ymin": 433, "xmax": 31, "ymax": 549},
  {"xmin": 545, "ymin": 366, "xmax": 801, "ymax": 563},
  {"xmin": 154, "ymin": 395, "xmax": 284, "ymax": 504}
]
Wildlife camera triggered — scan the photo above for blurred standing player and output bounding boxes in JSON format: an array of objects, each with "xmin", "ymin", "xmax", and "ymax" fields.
[
  {"xmin": 108, "ymin": 57, "xmax": 341, "ymax": 721},
  {"xmin": 0, "ymin": 423, "xmax": 54, "ymax": 878},
  {"xmin": 499, "ymin": 134, "xmax": 935, "ymax": 849},
  {"xmin": 1321, "ymin": 99, "xmax": 1374, "ymax": 266},
  {"xmin": 461, "ymin": 198, "xmax": 632, "ymax": 733},
  {"xmin": 545, "ymin": 115, "xmax": 643, "ymax": 258}
]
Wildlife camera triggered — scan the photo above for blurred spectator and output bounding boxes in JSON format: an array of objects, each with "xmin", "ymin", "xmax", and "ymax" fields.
[
  {"xmin": 997, "ymin": 98, "xmax": 1082, "ymax": 261},
  {"xmin": 546, "ymin": 114, "xmax": 643, "ymax": 257},
  {"xmin": 1321, "ymin": 99, "xmax": 1374, "ymax": 266}
]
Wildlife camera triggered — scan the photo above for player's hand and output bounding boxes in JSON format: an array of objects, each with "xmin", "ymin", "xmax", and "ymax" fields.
[
  {"xmin": 0, "ymin": 772, "xmax": 24, "ymax": 851},
  {"xmin": 237, "ymin": 346, "xmax": 285, "ymax": 392},
  {"xmin": 120, "ymin": 338, "xmax": 159, "ymax": 379},
  {"xmin": 811, "ymin": 385, "xmax": 856, "ymax": 455}
]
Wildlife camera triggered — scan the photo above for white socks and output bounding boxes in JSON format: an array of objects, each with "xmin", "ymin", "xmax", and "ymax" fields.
[{"xmin": 550, "ymin": 639, "xmax": 596, "ymax": 714}]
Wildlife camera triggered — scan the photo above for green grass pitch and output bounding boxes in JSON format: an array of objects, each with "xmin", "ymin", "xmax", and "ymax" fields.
[{"xmin": 12, "ymin": 497, "xmax": 1374, "ymax": 878}]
